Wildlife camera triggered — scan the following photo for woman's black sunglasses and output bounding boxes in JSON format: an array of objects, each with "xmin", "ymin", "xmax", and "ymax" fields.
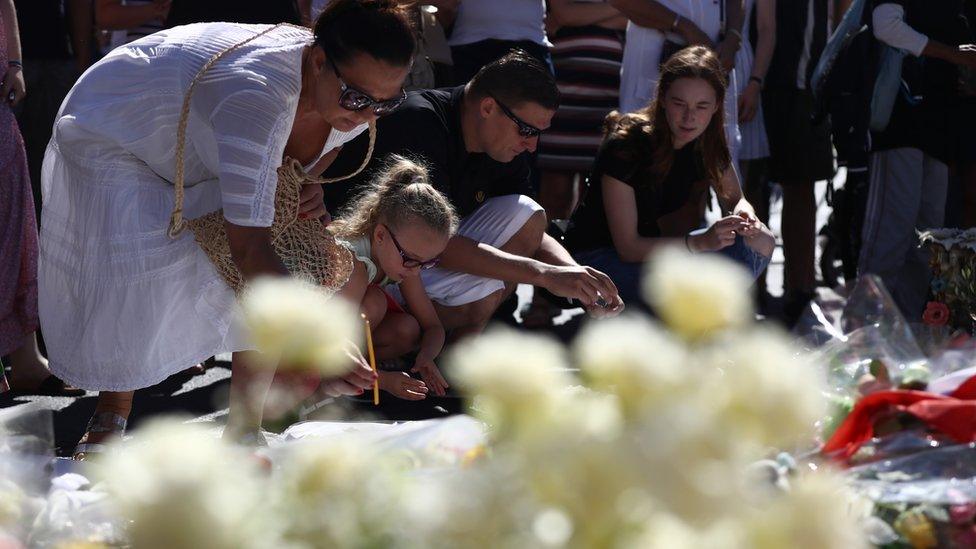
[
  {"xmin": 325, "ymin": 54, "xmax": 406, "ymax": 116},
  {"xmin": 489, "ymin": 94, "xmax": 544, "ymax": 138}
]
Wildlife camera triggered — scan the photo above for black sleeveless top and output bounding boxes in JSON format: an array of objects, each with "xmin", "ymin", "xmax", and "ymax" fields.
[{"xmin": 566, "ymin": 131, "xmax": 708, "ymax": 254}]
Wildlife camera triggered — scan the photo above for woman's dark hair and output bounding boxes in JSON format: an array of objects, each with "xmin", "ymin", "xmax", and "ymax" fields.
[
  {"xmin": 467, "ymin": 49, "xmax": 560, "ymax": 110},
  {"xmin": 603, "ymin": 46, "xmax": 730, "ymax": 184},
  {"xmin": 314, "ymin": 0, "xmax": 417, "ymax": 67}
]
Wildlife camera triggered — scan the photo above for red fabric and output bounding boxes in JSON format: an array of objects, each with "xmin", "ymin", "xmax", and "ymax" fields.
[
  {"xmin": 370, "ymin": 284, "xmax": 405, "ymax": 314},
  {"xmin": 822, "ymin": 374, "xmax": 976, "ymax": 462}
]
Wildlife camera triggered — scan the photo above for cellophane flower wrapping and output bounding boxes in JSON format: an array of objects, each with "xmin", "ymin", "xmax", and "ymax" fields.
[{"xmin": 0, "ymin": 248, "xmax": 873, "ymax": 548}]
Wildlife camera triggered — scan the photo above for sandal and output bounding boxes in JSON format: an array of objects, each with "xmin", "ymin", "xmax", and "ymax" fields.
[
  {"xmin": 72, "ymin": 411, "xmax": 127, "ymax": 461},
  {"xmin": 10, "ymin": 374, "xmax": 85, "ymax": 397},
  {"xmin": 180, "ymin": 359, "xmax": 215, "ymax": 377}
]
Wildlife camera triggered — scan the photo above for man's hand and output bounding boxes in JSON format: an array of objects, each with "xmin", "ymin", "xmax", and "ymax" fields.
[
  {"xmin": 584, "ymin": 294, "xmax": 625, "ymax": 319},
  {"xmin": 539, "ymin": 264, "xmax": 621, "ymax": 308},
  {"xmin": 298, "ymin": 183, "xmax": 331, "ymax": 224}
]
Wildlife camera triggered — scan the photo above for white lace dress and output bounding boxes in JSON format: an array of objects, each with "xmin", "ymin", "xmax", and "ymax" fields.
[
  {"xmin": 733, "ymin": 0, "xmax": 770, "ymax": 160},
  {"xmin": 39, "ymin": 23, "xmax": 367, "ymax": 391}
]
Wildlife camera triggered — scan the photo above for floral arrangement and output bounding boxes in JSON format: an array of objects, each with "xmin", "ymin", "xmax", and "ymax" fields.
[
  {"xmin": 1, "ymin": 249, "xmax": 871, "ymax": 548},
  {"xmin": 921, "ymin": 229, "xmax": 976, "ymax": 333},
  {"xmin": 845, "ymin": 440, "xmax": 976, "ymax": 548}
]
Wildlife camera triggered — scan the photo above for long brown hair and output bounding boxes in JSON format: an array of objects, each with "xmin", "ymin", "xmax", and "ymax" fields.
[
  {"xmin": 330, "ymin": 155, "xmax": 458, "ymax": 240},
  {"xmin": 602, "ymin": 46, "xmax": 730, "ymax": 184}
]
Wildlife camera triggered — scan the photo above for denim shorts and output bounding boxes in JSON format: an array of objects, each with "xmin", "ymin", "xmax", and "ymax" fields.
[{"xmin": 574, "ymin": 236, "xmax": 770, "ymax": 308}]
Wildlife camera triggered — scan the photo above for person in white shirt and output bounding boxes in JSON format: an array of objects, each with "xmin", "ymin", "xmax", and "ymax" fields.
[
  {"xmin": 447, "ymin": 0, "xmax": 552, "ymax": 84},
  {"xmin": 39, "ymin": 0, "xmax": 416, "ymax": 457}
]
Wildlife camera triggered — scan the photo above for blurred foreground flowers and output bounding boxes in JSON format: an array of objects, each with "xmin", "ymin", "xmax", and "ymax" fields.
[
  {"xmin": 1, "ymin": 250, "xmax": 869, "ymax": 548},
  {"xmin": 242, "ymin": 276, "xmax": 359, "ymax": 376}
]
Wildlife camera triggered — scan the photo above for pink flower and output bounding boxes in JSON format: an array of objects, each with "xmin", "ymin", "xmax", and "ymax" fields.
[
  {"xmin": 951, "ymin": 503, "xmax": 976, "ymax": 525},
  {"xmin": 922, "ymin": 301, "xmax": 950, "ymax": 326}
]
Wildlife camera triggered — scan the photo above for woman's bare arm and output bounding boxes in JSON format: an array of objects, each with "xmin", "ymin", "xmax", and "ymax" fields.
[{"xmin": 94, "ymin": 0, "xmax": 168, "ymax": 31}]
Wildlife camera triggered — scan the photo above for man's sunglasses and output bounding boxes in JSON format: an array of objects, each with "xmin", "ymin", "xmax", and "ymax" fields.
[
  {"xmin": 383, "ymin": 224, "xmax": 441, "ymax": 270},
  {"xmin": 325, "ymin": 54, "xmax": 406, "ymax": 116},
  {"xmin": 489, "ymin": 94, "xmax": 544, "ymax": 138}
]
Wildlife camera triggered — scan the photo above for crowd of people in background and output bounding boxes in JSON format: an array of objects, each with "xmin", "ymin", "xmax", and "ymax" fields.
[{"xmin": 0, "ymin": 0, "xmax": 974, "ymax": 454}]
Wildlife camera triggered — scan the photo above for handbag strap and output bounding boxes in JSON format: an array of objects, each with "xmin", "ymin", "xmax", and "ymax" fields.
[{"xmin": 168, "ymin": 23, "xmax": 377, "ymax": 239}]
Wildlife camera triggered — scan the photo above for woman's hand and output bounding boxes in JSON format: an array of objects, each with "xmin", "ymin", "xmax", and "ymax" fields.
[
  {"xmin": 1, "ymin": 65, "xmax": 26, "ymax": 106},
  {"xmin": 411, "ymin": 359, "xmax": 449, "ymax": 397},
  {"xmin": 738, "ymin": 80, "xmax": 761, "ymax": 123},
  {"xmin": 298, "ymin": 183, "xmax": 331, "ymax": 224},
  {"xmin": 716, "ymin": 37, "xmax": 739, "ymax": 72},
  {"xmin": 318, "ymin": 343, "xmax": 377, "ymax": 397},
  {"xmin": 737, "ymin": 215, "xmax": 776, "ymax": 258},
  {"xmin": 676, "ymin": 17, "xmax": 715, "ymax": 49},
  {"xmin": 692, "ymin": 215, "xmax": 747, "ymax": 252}
]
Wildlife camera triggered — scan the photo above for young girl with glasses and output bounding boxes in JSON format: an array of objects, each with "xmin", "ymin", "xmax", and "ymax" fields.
[{"xmin": 331, "ymin": 155, "xmax": 458, "ymax": 400}]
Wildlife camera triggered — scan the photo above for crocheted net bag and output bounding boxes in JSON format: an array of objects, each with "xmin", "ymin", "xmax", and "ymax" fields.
[{"xmin": 166, "ymin": 24, "xmax": 373, "ymax": 295}]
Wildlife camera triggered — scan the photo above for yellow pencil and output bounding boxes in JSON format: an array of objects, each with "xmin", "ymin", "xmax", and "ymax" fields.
[{"xmin": 363, "ymin": 314, "xmax": 379, "ymax": 405}]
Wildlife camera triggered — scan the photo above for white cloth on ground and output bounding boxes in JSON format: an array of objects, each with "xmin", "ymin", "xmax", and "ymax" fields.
[
  {"xmin": 388, "ymin": 194, "xmax": 543, "ymax": 308},
  {"xmin": 38, "ymin": 23, "xmax": 367, "ymax": 391}
]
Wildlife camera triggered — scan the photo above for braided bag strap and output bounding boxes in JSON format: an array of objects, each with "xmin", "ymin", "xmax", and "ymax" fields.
[
  {"xmin": 168, "ymin": 23, "xmax": 284, "ymax": 238},
  {"xmin": 167, "ymin": 23, "xmax": 378, "ymax": 239}
]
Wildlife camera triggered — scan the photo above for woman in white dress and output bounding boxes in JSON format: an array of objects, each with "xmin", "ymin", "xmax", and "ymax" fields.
[
  {"xmin": 732, "ymin": 0, "xmax": 775, "ymax": 300},
  {"xmin": 732, "ymin": 0, "xmax": 773, "ymax": 164},
  {"xmin": 38, "ymin": 0, "xmax": 416, "ymax": 455}
]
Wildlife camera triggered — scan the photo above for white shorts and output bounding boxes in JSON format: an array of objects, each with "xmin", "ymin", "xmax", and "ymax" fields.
[{"xmin": 390, "ymin": 194, "xmax": 544, "ymax": 307}]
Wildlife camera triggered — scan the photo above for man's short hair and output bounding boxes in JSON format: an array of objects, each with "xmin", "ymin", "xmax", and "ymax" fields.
[{"xmin": 467, "ymin": 49, "xmax": 560, "ymax": 111}]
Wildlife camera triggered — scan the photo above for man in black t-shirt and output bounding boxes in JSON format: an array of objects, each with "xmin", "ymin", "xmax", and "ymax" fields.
[
  {"xmin": 858, "ymin": 0, "xmax": 976, "ymax": 319},
  {"xmin": 324, "ymin": 51, "xmax": 623, "ymax": 338}
]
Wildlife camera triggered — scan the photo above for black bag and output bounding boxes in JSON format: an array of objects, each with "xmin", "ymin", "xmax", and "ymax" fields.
[{"xmin": 810, "ymin": 1, "xmax": 878, "ymax": 168}]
